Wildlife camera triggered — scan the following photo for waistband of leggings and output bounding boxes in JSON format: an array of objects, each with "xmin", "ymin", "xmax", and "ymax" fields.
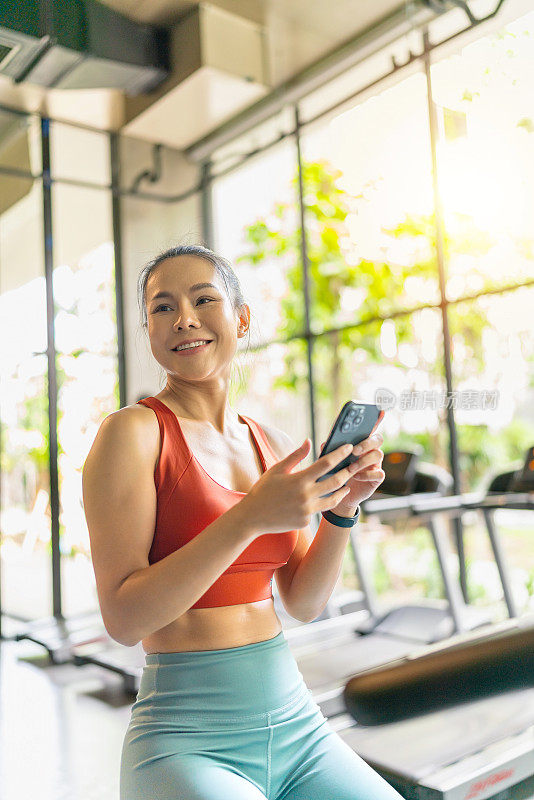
[{"xmin": 144, "ymin": 630, "xmax": 288, "ymax": 665}]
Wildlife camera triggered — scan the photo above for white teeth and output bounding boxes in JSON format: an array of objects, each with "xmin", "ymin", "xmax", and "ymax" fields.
[{"xmin": 175, "ymin": 340, "xmax": 210, "ymax": 351}]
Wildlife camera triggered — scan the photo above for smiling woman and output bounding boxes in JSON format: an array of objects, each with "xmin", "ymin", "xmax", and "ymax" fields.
[{"xmin": 82, "ymin": 242, "xmax": 401, "ymax": 800}]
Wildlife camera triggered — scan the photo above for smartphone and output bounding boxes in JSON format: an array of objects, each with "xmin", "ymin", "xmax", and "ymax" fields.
[{"xmin": 316, "ymin": 401, "xmax": 382, "ymax": 498}]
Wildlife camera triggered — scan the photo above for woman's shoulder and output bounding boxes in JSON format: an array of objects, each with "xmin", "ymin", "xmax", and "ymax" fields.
[
  {"xmin": 106, "ymin": 401, "xmax": 157, "ymax": 425},
  {"xmin": 84, "ymin": 403, "xmax": 160, "ymax": 476},
  {"xmin": 102, "ymin": 403, "xmax": 161, "ymax": 445}
]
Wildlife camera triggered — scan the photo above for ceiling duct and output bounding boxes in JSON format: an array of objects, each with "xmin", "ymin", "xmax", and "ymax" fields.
[
  {"xmin": 0, "ymin": 111, "xmax": 34, "ymax": 216},
  {"xmin": 122, "ymin": 3, "xmax": 269, "ymax": 150},
  {"xmin": 0, "ymin": 0, "xmax": 169, "ymax": 96}
]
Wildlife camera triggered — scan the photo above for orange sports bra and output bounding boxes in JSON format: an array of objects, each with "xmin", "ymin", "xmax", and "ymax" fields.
[{"xmin": 137, "ymin": 396, "xmax": 299, "ymax": 609}]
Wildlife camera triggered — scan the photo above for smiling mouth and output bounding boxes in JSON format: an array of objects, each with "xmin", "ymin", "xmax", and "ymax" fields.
[{"xmin": 171, "ymin": 340, "xmax": 212, "ymax": 352}]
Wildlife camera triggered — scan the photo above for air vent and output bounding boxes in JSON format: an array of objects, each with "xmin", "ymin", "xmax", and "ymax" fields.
[
  {"xmin": 123, "ymin": 3, "xmax": 269, "ymax": 150},
  {"xmin": 0, "ymin": 0, "xmax": 169, "ymax": 96}
]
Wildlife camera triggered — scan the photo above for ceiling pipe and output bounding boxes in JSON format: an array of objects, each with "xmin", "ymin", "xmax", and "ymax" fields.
[{"xmin": 184, "ymin": 1, "xmax": 438, "ymax": 163}]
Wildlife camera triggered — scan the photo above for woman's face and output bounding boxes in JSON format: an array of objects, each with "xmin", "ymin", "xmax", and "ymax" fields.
[{"xmin": 145, "ymin": 255, "xmax": 249, "ymax": 381}]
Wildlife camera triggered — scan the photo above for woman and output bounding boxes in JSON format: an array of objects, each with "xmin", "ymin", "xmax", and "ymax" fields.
[{"xmin": 82, "ymin": 244, "xmax": 403, "ymax": 800}]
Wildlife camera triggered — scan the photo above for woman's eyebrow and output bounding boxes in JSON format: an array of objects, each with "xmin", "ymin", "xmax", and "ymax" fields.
[{"xmin": 150, "ymin": 283, "xmax": 219, "ymax": 302}]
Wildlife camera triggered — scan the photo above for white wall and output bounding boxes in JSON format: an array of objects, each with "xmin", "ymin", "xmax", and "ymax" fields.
[{"xmin": 119, "ymin": 136, "xmax": 203, "ymax": 402}]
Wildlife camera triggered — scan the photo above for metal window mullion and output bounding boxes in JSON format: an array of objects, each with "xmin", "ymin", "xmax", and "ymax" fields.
[
  {"xmin": 423, "ymin": 31, "xmax": 468, "ymax": 603},
  {"xmin": 110, "ymin": 132, "xmax": 127, "ymax": 408},
  {"xmin": 294, "ymin": 106, "xmax": 318, "ymax": 461},
  {"xmin": 41, "ymin": 117, "xmax": 62, "ymax": 619},
  {"xmin": 201, "ymin": 161, "xmax": 214, "ymax": 249}
]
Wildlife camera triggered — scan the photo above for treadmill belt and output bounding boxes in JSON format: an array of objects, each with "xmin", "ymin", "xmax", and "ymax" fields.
[
  {"xmin": 289, "ymin": 632, "xmax": 422, "ymax": 692},
  {"xmin": 338, "ymin": 687, "xmax": 534, "ymax": 781}
]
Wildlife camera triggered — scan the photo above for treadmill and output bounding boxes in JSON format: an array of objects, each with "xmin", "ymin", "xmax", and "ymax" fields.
[
  {"xmin": 297, "ymin": 446, "xmax": 533, "ymax": 717},
  {"xmin": 286, "ymin": 449, "xmax": 523, "ymax": 717},
  {"xmin": 353, "ymin": 451, "xmax": 493, "ymax": 642},
  {"xmin": 336, "ymin": 613, "xmax": 534, "ymax": 800}
]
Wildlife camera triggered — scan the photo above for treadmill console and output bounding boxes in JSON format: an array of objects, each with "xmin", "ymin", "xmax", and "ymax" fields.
[
  {"xmin": 487, "ymin": 446, "xmax": 534, "ymax": 493},
  {"xmin": 379, "ymin": 451, "xmax": 419, "ymax": 496},
  {"xmin": 511, "ymin": 445, "xmax": 534, "ymax": 492}
]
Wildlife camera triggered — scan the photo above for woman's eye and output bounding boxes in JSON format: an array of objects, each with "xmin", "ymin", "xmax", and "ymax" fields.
[{"xmin": 154, "ymin": 298, "xmax": 213, "ymax": 312}]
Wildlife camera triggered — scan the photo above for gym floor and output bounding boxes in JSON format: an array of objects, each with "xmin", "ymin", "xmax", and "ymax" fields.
[{"xmin": 1, "ymin": 637, "xmax": 130, "ymax": 800}]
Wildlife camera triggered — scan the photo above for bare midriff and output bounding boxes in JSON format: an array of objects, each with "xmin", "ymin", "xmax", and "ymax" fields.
[
  {"xmin": 139, "ymin": 393, "xmax": 285, "ymax": 654},
  {"xmin": 142, "ymin": 599, "xmax": 283, "ymax": 653}
]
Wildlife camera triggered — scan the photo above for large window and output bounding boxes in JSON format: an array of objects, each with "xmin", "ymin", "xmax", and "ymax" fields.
[
  {"xmin": 0, "ymin": 172, "xmax": 49, "ymax": 621},
  {"xmin": 302, "ymin": 71, "xmax": 440, "ymax": 333},
  {"xmin": 210, "ymin": 6, "xmax": 534, "ymax": 614},
  {"xmin": 212, "ymin": 140, "xmax": 301, "ymax": 348},
  {"xmin": 2, "ymin": 4, "xmax": 533, "ymax": 632},
  {"xmin": 431, "ymin": 10, "xmax": 534, "ymax": 297},
  {"xmin": 51, "ymin": 179, "xmax": 116, "ymax": 617},
  {"xmin": 450, "ymin": 286, "xmax": 534, "ymax": 492}
]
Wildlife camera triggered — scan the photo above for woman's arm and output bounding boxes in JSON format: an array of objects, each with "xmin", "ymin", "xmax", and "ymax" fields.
[{"xmin": 82, "ymin": 408, "xmax": 260, "ymax": 647}]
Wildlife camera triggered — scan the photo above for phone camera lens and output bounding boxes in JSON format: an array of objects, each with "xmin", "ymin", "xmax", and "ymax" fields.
[{"xmin": 341, "ymin": 421, "xmax": 352, "ymax": 433}]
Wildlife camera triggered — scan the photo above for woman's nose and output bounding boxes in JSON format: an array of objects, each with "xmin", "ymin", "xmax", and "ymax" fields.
[{"xmin": 172, "ymin": 309, "xmax": 199, "ymax": 327}]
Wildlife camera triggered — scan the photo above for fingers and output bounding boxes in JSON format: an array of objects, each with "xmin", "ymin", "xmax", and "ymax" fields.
[
  {"xmin": 276, "ymin": 438, "xmax": 311, "ymax": 472},
  {"xmin": 320, "ymin": 431, "xmax": 384, "ymax": 459},
  {"xmin": 349, "ymin": 449, "xmax": 385, "ymax": 482},
  {"xmin": 322, "ymin": 485, "xmax": 351, "ymax": 510},
  {"xmin": 352, "ymin": 432, "xmax": 384, "ymax": 458},
  {"xmin": 350, "ymin": 448, "xmax": 384, "ymax": 470},
  {"xmin": 307, "ymin": 442, "xmax": 354, "ymax": 480}
]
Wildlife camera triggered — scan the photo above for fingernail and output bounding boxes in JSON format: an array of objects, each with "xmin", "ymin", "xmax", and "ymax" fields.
[{"xmin": 353, "ymin": 445, "xmax": 362, "ymax": 455}]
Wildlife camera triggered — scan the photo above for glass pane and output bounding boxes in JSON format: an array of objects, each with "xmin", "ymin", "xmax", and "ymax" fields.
[
  {"xmin": 51, "ymin": 183, "xmax": 118, "ymax": 617},
  {"xmin": 0, "ymin": 175, "xmax": 51, "ymax": 621},
  {"xmin": 0, "ymin": 109, "xmax": 42, "ymax": 175},
  {"xmin": 461, "ymin": 505, "xmax": 534, "ymax": 620},
  {"xmin": 59, "ymin": 357, "xmax": 118, "ymax": 617},
  {"xmin": 301, "ymin": 69, "xmax": 440, "ymax": 336},
  {"xmin": 313, "ymin": 308, "xmax": 449, "ymax": 470},
  {"xmin": 450, "ymin": 285, "xmax": 534, "ymax": 618},
  {"xmin": 50, "ymin": 121, "xmax": 110, "ymax": 186},
  {"xmin": 312, "ymin": 310, "xmax": 452, "ymax": 608},
  {"xmin": 430, "ymin": 8, "xmax": 534, "ymax": 297},
  {"xmin": 212, "ymin": 141, "xmax": 302, "ymax": 347},
  {"xmin": 449, "ymin": 286, "xmax": 534, "ymax": 492},
  {"xmin": 52, "ymin": 184, "xmax": 114, "ymax": 353}
]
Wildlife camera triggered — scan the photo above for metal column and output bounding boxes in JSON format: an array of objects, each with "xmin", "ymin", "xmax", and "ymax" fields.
[
  {"xmin": 423, "ymin": 31, "xmax": 469, "ymax": 604},
  {"xmin": 41, "ymin": 117, "xmax": 62, "ymax": 619},
  {"xmin": 294, "ymin": 106, "xmax": 319, "ymax": 461}
]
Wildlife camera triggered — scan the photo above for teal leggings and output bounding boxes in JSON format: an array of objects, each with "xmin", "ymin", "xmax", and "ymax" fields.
[{"xmin": 120, "ymin": 630, "xmax": 405, "ymax": 800}]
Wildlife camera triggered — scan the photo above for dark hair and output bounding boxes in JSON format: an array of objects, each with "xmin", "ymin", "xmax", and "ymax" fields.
[{"xmin": 137, "ymin": 243, "xmax": 251, "ymax": 388}]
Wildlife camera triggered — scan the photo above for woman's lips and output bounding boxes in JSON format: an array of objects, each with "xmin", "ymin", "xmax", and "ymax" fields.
[{"xmin": 171, "ymin": 341, "xmax": 212, "ymax": 355}]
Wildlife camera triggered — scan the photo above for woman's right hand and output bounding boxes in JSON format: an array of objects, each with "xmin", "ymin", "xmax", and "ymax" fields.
[{"xmin": 242, "ymin": 439, "xmax": 358, "ymax": 533}]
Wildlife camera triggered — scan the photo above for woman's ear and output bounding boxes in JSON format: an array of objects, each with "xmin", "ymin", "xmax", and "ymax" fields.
[{"xmin": 237, "ymin": 304, "xmax": 250, "ymax": 335}]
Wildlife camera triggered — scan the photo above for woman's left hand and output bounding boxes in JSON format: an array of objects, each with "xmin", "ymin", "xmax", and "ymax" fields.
[{"xmin": 320, "ymin": 410, "xmax": 386, "ymax": 516}]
